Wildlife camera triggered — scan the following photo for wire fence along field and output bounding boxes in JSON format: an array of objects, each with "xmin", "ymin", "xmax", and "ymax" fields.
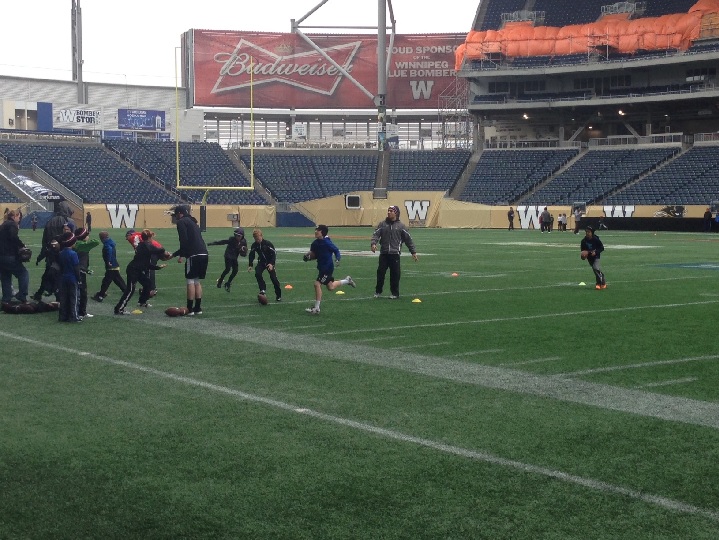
[{"xmin": 1, "ymin": 227, "xmax": 718, "ymax": 539}]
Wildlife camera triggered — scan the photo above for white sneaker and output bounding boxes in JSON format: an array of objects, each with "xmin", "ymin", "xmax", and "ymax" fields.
[
  {"xmin": 83, "ymin": 313, "xmax": 94, "ymax": 318},
  {"xmin": 373, "ymin": 293, "xmax": 381, "ymax": 298},
  {"xmin": 389, "ymin": 295, "xmax": 399, "ymax": 300},
  {"xmin": 345, "ymin": 276, "xmax": 356, "ymax": 288},
  {"xmin": 305, "ymin": 307, "xmax": 320, "ymax": 315}
]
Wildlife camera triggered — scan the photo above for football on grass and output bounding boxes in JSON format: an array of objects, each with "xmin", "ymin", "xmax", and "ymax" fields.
[
  {"xmin": 165, "ymin": 306, "xmax": 190, "ymax": 317},
  {"xmin": 258, "ymin": 293, "xmax": 268, "ymax": 305},
  {"xmin": 580, "ymin": 250, "xmax": 589, "ymax": 260}
]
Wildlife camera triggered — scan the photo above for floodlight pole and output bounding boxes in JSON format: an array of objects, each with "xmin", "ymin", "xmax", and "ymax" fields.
[{"xmin": 376, "ymin": 0, "xmax": 387, "ymax": 151}]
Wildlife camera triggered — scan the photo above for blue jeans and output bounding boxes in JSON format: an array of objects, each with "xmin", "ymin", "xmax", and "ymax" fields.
[{"xmin": 0, "ymin": 255, "xmax": 29, "ymax": 302}]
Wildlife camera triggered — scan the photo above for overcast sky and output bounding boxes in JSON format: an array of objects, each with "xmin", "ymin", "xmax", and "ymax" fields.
[{"xmin": 0, "ymin": 0, "xmax": 479, "ymax": 87}]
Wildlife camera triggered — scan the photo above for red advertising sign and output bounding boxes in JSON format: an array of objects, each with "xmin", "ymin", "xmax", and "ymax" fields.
[{"xmin": 190, "ymin": 30, "xmax": 465, "ymax": 109}]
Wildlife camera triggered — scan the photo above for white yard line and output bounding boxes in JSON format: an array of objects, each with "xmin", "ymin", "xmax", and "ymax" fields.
[
  {"xmin": 325, "ymin": 300, "xmax": 719, "ymax": 336},
  {"xmin": 1, "ymin": 329, "xmax": 717, "ymax": 524},
  {"xmin": 635, "ymin": 377, "xmax": 699, "ymax": 389},
  {"xmin": 390, "ymin": 341, "xmax": 452, "ymax": 350},
  {"xmin": 500, "ymin": 356, "xmax": 562, "ymax": 367},
  {"xmin": 449, "ymin": 349, "xmax": 504, "ymax": 357},
  {"xmin": 558, "ymin": 354, "xmax": 719, "ymax": 376}
]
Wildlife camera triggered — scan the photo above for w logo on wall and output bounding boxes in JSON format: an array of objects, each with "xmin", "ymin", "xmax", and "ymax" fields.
[
  {"xmin": 404, "ymin": 200, "xmax": 430, "ymax": 227},
  {"xmin": 106, "ymin": 204, "xmax": 139, "ymax": 228}
]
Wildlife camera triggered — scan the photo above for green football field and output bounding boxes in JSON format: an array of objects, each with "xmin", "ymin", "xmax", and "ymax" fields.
[{"xmin": 1, "ymin": 226, "xmax": 718, "ymax": 539}]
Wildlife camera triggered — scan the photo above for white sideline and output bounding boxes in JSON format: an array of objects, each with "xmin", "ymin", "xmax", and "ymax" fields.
[{"xmin": 1, "ymin": 329, "xmax": 717, "ymax": 524}]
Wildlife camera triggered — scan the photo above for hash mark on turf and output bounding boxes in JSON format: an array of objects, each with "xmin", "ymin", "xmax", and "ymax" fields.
[
  {"xmin": 500, "ymin": 356, "xmax": 562, "ymax": 367},
  {"xmin": 558, "ymin": 354, "xmax": 719, "ymax": 376},
  {"xmin": 635, "ymin": 377, "xmax": 699, "ymax": 389}
]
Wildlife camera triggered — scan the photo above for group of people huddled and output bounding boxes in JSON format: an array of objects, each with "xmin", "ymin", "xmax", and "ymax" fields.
[
  {"xmin": 2, "ymin": 203, "xmax": 421, "ymax": 319},
  {"xmin": 0, "ymin": 203, "xmax": 210, "ymax": 321}
]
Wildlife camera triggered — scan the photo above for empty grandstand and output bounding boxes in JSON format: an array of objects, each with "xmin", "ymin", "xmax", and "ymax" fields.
[{"xmin": 2, "ymin": 0, "xmax": 719, "ymax": 231}]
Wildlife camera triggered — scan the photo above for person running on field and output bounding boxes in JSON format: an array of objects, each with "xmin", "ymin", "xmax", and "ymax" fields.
[
  {"xmin": 303, "ymin": 225, "xmax": 355, "ymax": 315},
  {"xmin": 371, "ymin": 205, "xmax": 418, "ymax": 300},
  {"xmin": 209, "ymin": 227, "xmax": 248, "ymax": 292},
  {"xmin": 92, "ymin": 231, "xmax": 127, "ymax": 302},
  {"xmin": 580, "ymin": 226, "xmax": 607, "ymax": 290},
  {"xmin": 248, "ymin": 228, "xmax": 282, "ymax": 302}
]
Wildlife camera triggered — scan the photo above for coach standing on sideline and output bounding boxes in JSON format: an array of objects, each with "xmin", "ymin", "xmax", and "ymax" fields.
[
  {"xmin": 170, "ymin": 205, "xmax": 208, "ymax": 315},
  {"xmin": 371, "ymin": 205, "xmax": 418, "ymax": 300},
  {"xmin": 0, "ymin": 209, "xmax": 29, "ymax": 303}
]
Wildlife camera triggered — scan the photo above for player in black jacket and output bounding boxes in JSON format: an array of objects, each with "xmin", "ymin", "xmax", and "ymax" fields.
[
  {"xmin": 114, "ymin": 229, "xmax": 168, "ymax": 315},
  {"xmin": 247, "ymin": 228, "xmax": 282, "ymax": 301},
  {"xmin": 209, "ymin": 227, "xmax": 248, "ymax": 292},
  {"xmin": 580, "ymin": 226, "xmax": 607, "ymax": 290},
  {"xmin": 170, "ymin": 205, "xmax": 208, "ymax": 315}
]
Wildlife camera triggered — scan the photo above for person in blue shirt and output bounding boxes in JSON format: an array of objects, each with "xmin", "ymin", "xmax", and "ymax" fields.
[
  {"xmin": 303, "ymin": 225, "xmax": 355, "ymax": 315},
  {"xmin": 57, "ymin": 232, "xmax": 81, "ymax": 322},
  {"xmin": 92, "ymin": 231, "xmax": 127, "ymax": 302}
]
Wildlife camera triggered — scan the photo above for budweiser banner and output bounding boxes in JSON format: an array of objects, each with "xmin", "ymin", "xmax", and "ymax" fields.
[{"xmin": 189, "ymin": 30, "xmax": 465, "ymax": 109}]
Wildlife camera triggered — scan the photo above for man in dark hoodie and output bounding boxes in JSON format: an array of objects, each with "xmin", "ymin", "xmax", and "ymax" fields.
[
  {"xmin": 370, "ymin": 205, "xmax": 418, "ymax": 300},
  {"xmin": 208, "ymin": 227, "xmax": 248, "ymax": 292},
  {"xmin": 170, "ymin": 205, "xmax": 208, "ymax": 315},
  {"xmin": 580, "ymin": 226, "xmax": 607, "ymax": 290}
]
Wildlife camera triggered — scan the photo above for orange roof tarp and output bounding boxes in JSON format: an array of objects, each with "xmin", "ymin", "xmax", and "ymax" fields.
[{"xmin": 456, "ymin": 0, "xmax": 719, "ymax": 69}]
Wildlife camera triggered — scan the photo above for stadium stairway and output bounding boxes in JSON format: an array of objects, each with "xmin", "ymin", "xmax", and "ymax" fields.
[
  {"xmin": 517, "ymin": 147, "xmax": 588, "ymax": 204},
  {"xmin": 227, "ymin": 150, "xmax": 275, "ymax": 204},
  {"xmin": 374, "ymin": 151, "xmax": 390, "ymax": 199},
  {"xmin": 602, "ymin": 145, "xmax": 689, "ymax": 203},
  {"xmin": 449, "ymin": 151, "xmax": 482, "ymax": 199},
  {"xmin": 104, "ymin": 143, "xmax": 185, "ymax": 203}
]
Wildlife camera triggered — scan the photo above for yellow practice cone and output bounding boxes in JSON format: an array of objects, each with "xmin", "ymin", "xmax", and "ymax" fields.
[{"xmin": 412, "ymin": 298, "xmax": 422, "ymax": 303}]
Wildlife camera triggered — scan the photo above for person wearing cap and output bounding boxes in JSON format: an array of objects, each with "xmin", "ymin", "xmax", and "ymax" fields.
[
  {"xmin": 58, "ymin": 232, "xmax": 81, "ymax": 322},
  {"xmin": 208, "ymin": 227, "xmax": 248, "ymax": 292},
  {"xmin": 73, "ymin": 227, "xmax": 100, "ymax": 319},
  {"xmin": 580, "ymin": 226, "xmax": 607, "ymax": 290},
  {"xmin": 370, "ymin": 205, "xmax": 418, "ymax": 300},
  {"xmin": 247, "ymin": 228, "xmax": 282, "ymax": 302},
  {"xmin": 303, "ymin": 225, "xmax": 355, "ymax": 315},
  {"xmin": 170, "ymin": 205, "xmax": 208, "ymax": 315},
  {"xmin": 0, "ymin": 209, "xmax": 30, "ymax": 304},
  {"xmin": 114, "ymin": 229, "xmax": 168, "ymax": 315},
  {"xmin": 92, "ymin": 232, "xmax": 127, "ymax": 303}
]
